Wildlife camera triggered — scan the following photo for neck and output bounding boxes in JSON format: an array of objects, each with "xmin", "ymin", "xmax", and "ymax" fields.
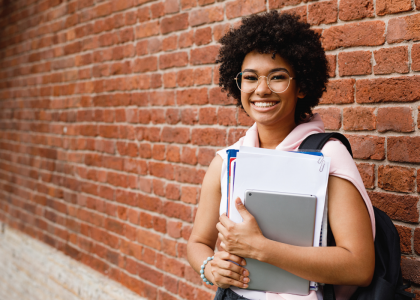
[{"xmin": 257, "ymin": 119, "xmax": 297, "ymax": 149}]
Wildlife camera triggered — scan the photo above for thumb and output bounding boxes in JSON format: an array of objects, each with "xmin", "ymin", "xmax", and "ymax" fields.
[{"xmin": 235, "ymin": 197, "xmax": 252, "ymax": 221}]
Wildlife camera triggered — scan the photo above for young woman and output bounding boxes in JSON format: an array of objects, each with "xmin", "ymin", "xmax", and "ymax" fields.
[{"xmin": 187, "ymin": 12, "xmax": 375, "ymax": 300}]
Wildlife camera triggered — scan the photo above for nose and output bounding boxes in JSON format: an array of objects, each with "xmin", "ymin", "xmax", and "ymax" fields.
[{"xmin": 255, "ymin": 76, "xmax": 272, "ymax": 96}]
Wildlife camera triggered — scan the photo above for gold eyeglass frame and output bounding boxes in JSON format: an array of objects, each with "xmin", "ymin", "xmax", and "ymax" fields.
[{"xmin": 234, "ymin": 71, "xmax": 294, "ymax": 94}]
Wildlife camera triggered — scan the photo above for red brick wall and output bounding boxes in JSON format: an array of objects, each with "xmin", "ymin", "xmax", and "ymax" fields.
[{"xmin": 0, "ymin": 0, "xmax": 419, "ymax": 299}]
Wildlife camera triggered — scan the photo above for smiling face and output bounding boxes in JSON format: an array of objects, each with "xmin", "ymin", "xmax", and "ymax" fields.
[{"xmin": 240, "ymin": 51, "xmax": 305, "ymax": 129}]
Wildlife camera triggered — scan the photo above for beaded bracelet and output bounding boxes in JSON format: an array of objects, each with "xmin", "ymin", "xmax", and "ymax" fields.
[{"xmin": 200, "ymin": 256, "xmax": 214, "ymax": 285}]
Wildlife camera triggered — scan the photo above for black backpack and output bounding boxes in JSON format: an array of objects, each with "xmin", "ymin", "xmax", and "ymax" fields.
[{"xmin": 299, "ymin": 133, "xmax": 415, "ymax": 300}]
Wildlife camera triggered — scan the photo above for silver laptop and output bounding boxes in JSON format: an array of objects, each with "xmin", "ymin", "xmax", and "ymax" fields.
[{"xmin": 243, "ymin": 190, "xmax": 317, "ymax": 296}]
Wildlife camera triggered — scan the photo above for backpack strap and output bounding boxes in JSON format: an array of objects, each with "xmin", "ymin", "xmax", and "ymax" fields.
[
  {"xmin": 298, "ymin": 132, "xmax": 353, "ymax": 158},
  {"xmin": 299, "ymin": 132, "xmax": 352, "ymax": 300}
]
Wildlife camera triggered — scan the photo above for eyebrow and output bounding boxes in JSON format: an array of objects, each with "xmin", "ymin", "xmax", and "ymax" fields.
[{"xmin": 242, "ymin": 68, "xmax": 290, "ymax": 74}]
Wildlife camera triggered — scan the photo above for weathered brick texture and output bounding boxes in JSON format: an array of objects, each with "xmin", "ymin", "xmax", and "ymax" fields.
[{"xmin": 1, "ymin": 0, "xmax": 420, "ymax": 299}]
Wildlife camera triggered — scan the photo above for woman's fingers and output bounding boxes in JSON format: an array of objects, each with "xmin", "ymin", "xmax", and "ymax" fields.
[
  {"xmin": 210, "ymin": 251, "xmax": 250, "ymax": 288},
  {"xmin": 214, "ymin": 251, "xmax": 247, "ymax": 268},
  {"xmin": 212, "ymin": 270, "xmax": 249, "ymax": 289}
]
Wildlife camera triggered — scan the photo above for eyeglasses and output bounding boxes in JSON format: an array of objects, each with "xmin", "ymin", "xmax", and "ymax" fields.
[{"xmin": 234, "ymin": 70, "xmax": 294, "ymax": 94}]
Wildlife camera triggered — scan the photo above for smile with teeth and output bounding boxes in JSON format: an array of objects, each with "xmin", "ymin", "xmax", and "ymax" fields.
[{"xmin": 252, "ymin": 101, "xmax": 278, "ymax": 108}]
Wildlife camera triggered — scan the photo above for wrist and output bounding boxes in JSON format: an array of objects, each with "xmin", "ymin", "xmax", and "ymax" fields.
[
  {"xmin": 204, "ymin": 261, "xmax": 214, "ymax": 283},
  {"xmin": 253, "ymin": 236, "xmax": 270, "ymax": 262}
]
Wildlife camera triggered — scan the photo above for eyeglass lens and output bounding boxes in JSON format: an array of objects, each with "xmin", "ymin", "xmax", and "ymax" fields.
[{"xmin": 236, "ymin": 71, "xmax": 290, "ymax": 93}]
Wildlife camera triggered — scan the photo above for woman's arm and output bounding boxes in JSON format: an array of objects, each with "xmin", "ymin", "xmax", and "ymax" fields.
[
  {"xmin": 187, "ymin": 155, "xmax": 250, "ymax": 289},
  {"xmin": 217, "ymin": 175, "xmax": 375, "ymax": 286}
]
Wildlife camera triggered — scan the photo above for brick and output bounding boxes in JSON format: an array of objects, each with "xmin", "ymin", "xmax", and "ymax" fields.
[
  {"xmin": 161, "ymin": 127, "xmax": 190, "ymax": 144},
  {"xmin": 192, "ymin": 128, "xmax": 226, "ymax": 146},
  {"xmin": 322, "ymin": 21, "xmax": 385, "ymax": 51},
  {"xmin": 377, "ymin": 0, "xmax": 412, "ymax": 15},
  {"xmin": 167, "ymin": 145, "xmax": 181, "ymax": 162},
  {"xmin": 402, "ymin": 257, "xmax": 420, "ymax": 284},
  {"xmin": 168, "ymin": 221, "xmax": 182, "ymax": 238},
  {"xmin": 387, "ymin": 14, "xmax": 420, "ymax": 44},
  {"xmin": 373, "ymin": 46, "xmax": 409, "ymax": 74},
  {"xmin": 412, "ymin": 44, "xmax": 420, "ymax": 71},
  {"xmin": 193, "ymin": 67, "xmax": 212, "ymax": 85},
  {"xmin": 166, "ymin": 183, "xmax": 180, "ymax": 200},
  {"xmin": 163, "ymin": 72, "xmax": 177, "ymax": 88},
  {"xmin": 181, "ymin": 108, "xmax": 198, "ymax": 125},
  {"xmin": 388, "ymin": 136, "xmax": 420, "ymax": 163},
  {"xmin": 319, "ymin": 79, "xmax": 355, "ymax": 104},
  {"xmin": 396, "ymin": 225, "xmax": 412, "ymax": 254},
  {"xmin": 135, "ymin": 21, "xmax": 159, "ymax": 39},
  {"xmin": 308, "ymin": 0, "xmax": 337, "ymax": 25},
  {"xmin": 166, "ymin": 108, "xmax": 180, "ymax": 125},
  {"xmin": 343, "ymin": 107, "xmax": 376, "ymax": 131},
  {"xmin": 162, "ymin": 35, "xmax": 178, "ymax": 51},
  {"xmin": 149, "ymin": 162, "xmax": 174, "ymax": 180},
  {"xmin": 150, "ymin": 2, "xmax": 164, "ymax": 19},
  {"xmin": 177, "ymin": 88, "xmax": 208, "ymax": 105},
  {"xmin": 368, "ymin": 191, "xmax": 419, "ymax": 223},
  {"xmin": 165, "ymin": 0, "xmax": 180, "ymax": 14},
  {"xmin": 378, "ymin": 165, "xmax": 415, "ymax": 193},
  {"xmin": 346, "ymin": 134, "xmax": 385, "ymax": 160},
  {"xmin": 179, "ymin": 30, "xmax": 194, "ymax": 48},
  {"xmin": 132, "ymin": 56, "xmax": 158, "ymax": 73},
  {"xmin": 189, "ymin": 5, "xmax": 224, "ymax": 26},
  {"xmin": 269, "ymin": 0, "xmax": 301, "ymax": 9},
  {"xmin": 326, "ymin": 54, "xmax": 336, "ymax": 78},
  {"xmin": 226, "ymin": 0, "xmax": 266, "ymax": 19},
  {"xmin": 195, "ymin": 27, "xmax": 212, "ymax": 46},
  {"xmin": 181, "ymin": 146, "xmax": 198, "ymax": 165},
  {"xmin": 228, "ymin": 128, "xmax": 248, "ymax": 145},
  {"xmin": 163, "ymin": 201, "xmax": 192, "ymax": 222},
  {"xmin": 138, "ymin": 7, "xmax": 151, "ymax": 22},
  {"xmin": 209, "ymin": 87, "xmax": 236, "ymax": 105},
  {"xmin": 181, "ymin": 0, "xmax": 197, "ymax": 10},
  {"xmin": 214, "ymin": 23, "xmax": 231, "ymax": 42},
  {"xmin": 150, "ymin": 91, "xmax": 175, "ymax": 106},
  {"xmin": 356, "ymin": 163, "xmax": 375, "ymax": 189},
  {"xmin": 339, "ymin": 0, "xmax": 374, "ymax": 21},
  {"xmin": 162, "ymin": 238, "xmax": 177, "ymax": 256},
  {"xmin": 174, "ymin": 165, "xmax": 206, "ymax": 184},
  {"xmin": 148, "ymin": 37, "xmax": 162, "ymax": 54},
  {"xmin": 199, "ymin": 107, "xmax": 217, "ymax": 125},
  {"xmin": 356, "ymin": 76, "xmax": 420, "ymax": 103},
  {"xmin": 159, "ymin": 52, "xmax": 188, "ymax": 69},
  {"xmin": 377, "ymin": 106, "xmax": 414, "ymax": 133},
  {"xmin": 218, "ymin": 107, "xmax": 237, "ymax": 126},
  {"xmin": 313, "ymin": 107, "xmax": 341, "ymax": 130},
  {"xmin": 190, "ymin": 45, "xmax": 220, "ymax": 65},
  {"xmin": 152, "ymin": 144, "xmax": 166, "ymax": 160},
  {"xmin": 161, "ymin": 13, "xmax": 189, "ymax": 34},
  {"xmin": 338, "ymin": 51, "xmax": 372, "ymax": 76},
  {"xmin": 163, "ymin": 275, "xmax": 179, "ymax": 294},
  {"xmin": 414, "ymin": 228, "xmax": 420, "ymax": 255},
  {"xmin": 181, "ymin": 186, "xmax": 199, "ymax": 204},
  {"xmin": 177, "ymin": 69, "xmax": 194, "ymax": 87}
]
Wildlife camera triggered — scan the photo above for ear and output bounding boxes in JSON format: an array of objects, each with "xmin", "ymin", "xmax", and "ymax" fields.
[{"xmin": 297, "ymin": 88, "xmax": 306, "ymax": 99}]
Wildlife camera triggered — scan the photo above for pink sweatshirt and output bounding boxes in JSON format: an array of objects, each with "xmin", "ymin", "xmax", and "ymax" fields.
[{"xmin": 216, "ymin": 114, "xmax": 375, "ymax": 300}]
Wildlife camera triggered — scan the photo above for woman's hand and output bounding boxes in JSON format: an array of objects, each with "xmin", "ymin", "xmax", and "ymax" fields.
[
  {"xmin": 206, "ymin": 251, "xmax": 250, "ymax": 289},
  {"xmin": 216, "ymin": 197, "xmax": 266, "ymax": 260}
]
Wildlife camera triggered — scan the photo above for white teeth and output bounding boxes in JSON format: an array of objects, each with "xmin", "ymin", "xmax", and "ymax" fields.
[{"xmin": 253, "ymin": 102, "xmax": 277, "ymax": 108}]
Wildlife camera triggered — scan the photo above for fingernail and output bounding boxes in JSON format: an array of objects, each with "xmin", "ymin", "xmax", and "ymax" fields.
[
  {"xmin": 243, "ymin": 277, "xmax": 249, "ymax": 283},
  {"xmin": 243, "ymin": 284, "xmax": 248, "ymax": 288},
  {"xmin": 242, "ymin": 270, "xmax": 247, "ymax": 275},
  {"xmin": 242, "ymin": 260, "xmax": 246, "ymax": 265}
]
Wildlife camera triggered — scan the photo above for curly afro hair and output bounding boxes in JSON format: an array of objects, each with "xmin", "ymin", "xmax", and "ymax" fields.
[{"xmin": 217, "ymin": 11, "xmax": 329, "ymax": 124}]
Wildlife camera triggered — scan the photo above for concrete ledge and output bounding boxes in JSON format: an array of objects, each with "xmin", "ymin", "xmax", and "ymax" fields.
[{"xmin": 0, "ymin": 223, "xmax": 145, "ymax": 300}]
